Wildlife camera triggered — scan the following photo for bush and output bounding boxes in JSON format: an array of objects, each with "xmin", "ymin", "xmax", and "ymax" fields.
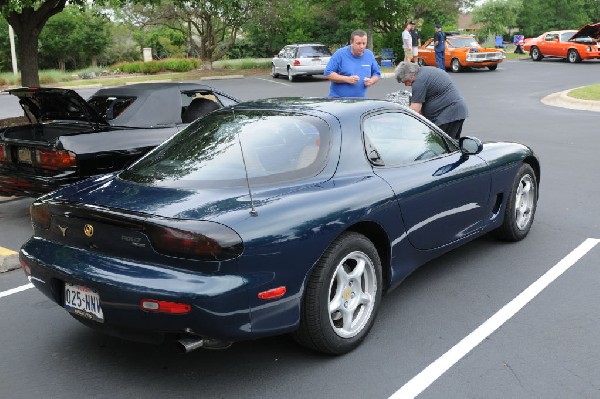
[{"xmin": 110, "ymin": 58, "xmax": 201, "ymax": 75}]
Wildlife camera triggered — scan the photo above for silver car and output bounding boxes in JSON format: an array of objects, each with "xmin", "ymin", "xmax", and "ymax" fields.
[{"xmin": 272, "ymin": 43, "xmax": 332, "ymax": 82}]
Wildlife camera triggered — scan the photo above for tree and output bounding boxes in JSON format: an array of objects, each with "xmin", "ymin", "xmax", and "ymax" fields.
[
  {"xmin": 39, "ymin": 6, "xmax": 111, "ymax": 71},
  {"xmin": 122, "ymin": 0, "xmax": 261, "ymax": 69},
  {"xmin": 517, "ymin": 0, "xmax": 590, "ymax": 37},
  {"xmin": 472, "ymin": 0, "xmax": 522, "ymax": 38},
  {"xmin": 1, "ymin": 0, "xmax": 77, "ymax": 86}
]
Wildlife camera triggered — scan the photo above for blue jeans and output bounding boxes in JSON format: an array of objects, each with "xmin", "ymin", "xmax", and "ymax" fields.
[{"xmin": 435, "ymin": 51, "xmax": 445, "ymax": 70}]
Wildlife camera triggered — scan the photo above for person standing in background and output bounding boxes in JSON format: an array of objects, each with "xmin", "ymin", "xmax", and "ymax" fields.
[
  {"xmin": 410, "ymin": 22, "xmax": 421, "ymax": 63},
  {"xmin": 324, "ymin": 29, "xmax": 381, "ymax": 98},
  {"xmin": 433, "ymin": 23, "xmax": 446, "ymax": 70},
  {"xmin": 402, "ymin": 23, "xmax": 413, "ymax": 62}
]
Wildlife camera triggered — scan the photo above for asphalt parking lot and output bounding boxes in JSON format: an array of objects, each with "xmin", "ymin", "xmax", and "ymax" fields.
[{"xmin": 1, "ymin": 59, "xmax": 599, "ymax": 399}]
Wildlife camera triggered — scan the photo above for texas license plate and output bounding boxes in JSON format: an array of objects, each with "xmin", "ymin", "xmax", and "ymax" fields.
[
  {"xmin": 64, "ymin": 282, "xmax": 104, "ymax": 323},
  {"xmin": 17, "ymin": 147, "xmax": 32, "ymax": 164}
]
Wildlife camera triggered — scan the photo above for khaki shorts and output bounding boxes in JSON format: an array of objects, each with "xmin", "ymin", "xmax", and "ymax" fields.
[{"xmin": 404, "ymin": 47, "xmax": 413, "ymax": 62}]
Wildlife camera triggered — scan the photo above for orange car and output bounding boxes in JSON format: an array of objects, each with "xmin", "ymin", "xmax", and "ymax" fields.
[
  {"xmin": 418, "ymin": 35, "xmax": 504, "ymax": 72},
  {"xmin": 523, "ymin": 24, "xmax": 600, "ymax": 63}
]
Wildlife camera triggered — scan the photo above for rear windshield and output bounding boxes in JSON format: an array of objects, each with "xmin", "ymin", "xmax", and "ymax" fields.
[
  {"xmin": 297, "ymin": 46, "xmax": 332, "ymax": 57},
  {"xmin": 88, "ymin": 96, "xmax": 136, "ymax": 120},
  {"xmin": 120, "ymin": 110, "xmax": 331, "ymax": 188}
]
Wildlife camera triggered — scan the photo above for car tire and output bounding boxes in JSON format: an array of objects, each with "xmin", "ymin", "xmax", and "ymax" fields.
[
  {"xmin": 271, "ymin": 64, "xmax": 279, "ymax": 78},
  {"xmin": 451, "ymin": 58, "xmax": 462, "ymax": 73},
  {"xmin": 292, "ymin": 232, "xmax": 382, "ymax": 355},
  {"xmin": 417, "ymin": 58, "xmax": 425, "ymax": 66},
  {"xmin": 495, "ymin": 163, "xmax": 538, "ymax": 241},
  {"xmin": 567, "ymin": 49, "xmax": 581, "ymax": 63},
  {"xmin": 287, "ymin": 68, "xmax": 295, "ymax": 82},
  {"xmin": 487, "ymin": 65, "xmax": 498, "ymax": 71},
  {"xmin": 530, "ymin": 47, "xmax": 543, "ymax": 61}
]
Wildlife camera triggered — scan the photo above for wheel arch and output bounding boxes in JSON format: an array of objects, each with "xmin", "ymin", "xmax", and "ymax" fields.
[
  {"xmin": 524, "ymin": 155, "xmax": 541, "ymax": 190},
  {"xmin": 345, "ymin": 221, "xmax": 392, "ymax": 292}
]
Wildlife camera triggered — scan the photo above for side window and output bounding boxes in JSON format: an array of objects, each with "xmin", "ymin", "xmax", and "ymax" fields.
[{"xmin": 363, "ymin": 112, "xmax": 452, "ymax": 167}]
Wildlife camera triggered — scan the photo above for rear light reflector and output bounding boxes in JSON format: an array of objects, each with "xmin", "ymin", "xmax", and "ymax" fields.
[
  {"xmin": 0, "ymin": 144, "xmax": 6, "ymax": 162},
  {"xmin": 140, "ymin": 299, "xmax": 191, "ymax": 314},
  {"xmin": 258, "ymin": 286, "xmax": 287, "ymax": 300},
  {"xmin": 35, "ymin": 148, "xmax": 76, "ymax": 170},
  {"xmin": 20, "ymin": 256, "xmax": 32, "ymax": 276},
  {"xmin": 293, "ymin": 59, "xmax": 301, "ymax": 66},
  {"xmin": 30, "ymin": 202, "xmax": 51, "ymax": 229}
]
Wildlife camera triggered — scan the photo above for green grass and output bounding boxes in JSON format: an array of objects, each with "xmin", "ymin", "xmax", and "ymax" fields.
[{"xmin": 568, "ymin": 83, "xmax": 600, "ymax": 101}]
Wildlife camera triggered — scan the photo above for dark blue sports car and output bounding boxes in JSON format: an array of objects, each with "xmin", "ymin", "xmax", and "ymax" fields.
[{"xmin": 19, "ymin": 98, "xmax": 540, "ymax": 354}]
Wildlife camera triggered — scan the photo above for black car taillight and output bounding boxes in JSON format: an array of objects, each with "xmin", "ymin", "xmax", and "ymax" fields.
[
  {"xmin": 145, "ymin": 220, "xmax": 243, "ymax": 261},
  {"xmin": 30, "ymin": 202, "xmax": 51, "ymax": 229},
  {"xmin": 35, "ymin": 148, "xmax": 76, "ymax": 170}
]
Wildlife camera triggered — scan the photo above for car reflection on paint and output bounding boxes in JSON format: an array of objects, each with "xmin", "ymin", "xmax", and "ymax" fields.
[{"xmin": 20, "ymin": 97, "xmax": 540, "ymax": 355}]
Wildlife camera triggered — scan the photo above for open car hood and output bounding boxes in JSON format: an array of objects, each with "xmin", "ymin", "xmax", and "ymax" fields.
[
  {"xmin": 570, "ymin": 23, "xmax": 600, "ymax": 42},
  {"xmin": 7, "ymin": 87, "xmax": 110, "ymax": 127}
]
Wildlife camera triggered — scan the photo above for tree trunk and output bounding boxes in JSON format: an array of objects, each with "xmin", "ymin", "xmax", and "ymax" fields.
[
  {"xmin": 7, "ymin": 1, "xmax": 68, "ymax": 87},
  {"xmin": 11, "ymin": 20, "xmax": 42, "ymax": 87}
]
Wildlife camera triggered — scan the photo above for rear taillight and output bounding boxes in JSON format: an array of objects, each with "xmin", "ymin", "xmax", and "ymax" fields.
[
  {"xmin": 30, "ymin": 202, "xmax": 51, "ymax": 229},
  {"xmin": 0, "ymin": 144, "xmax": 6, "ymax": 162},
  {"xmin": 35, "ymin": 148, "xmax": 76, "ymax": 170},
  {"xmin": 145, "ymin": 220, "xmax": 243, "ymax": 261},
  {"xmin": 293, "ymin": 59, "xmax": 301, "ymax": 66}
]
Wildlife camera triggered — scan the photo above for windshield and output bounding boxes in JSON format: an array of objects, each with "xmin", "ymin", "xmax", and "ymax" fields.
[
  {"xmin": 562, "ymin": 31, "xmax": 576, "ymax": 41},
  {"xmin": 448, "ymin": 37, "xmax": 480, "ymax": 48},
  {"xmin": 120, "ymin": 110, "xmax": 331, "ymax": 189}
]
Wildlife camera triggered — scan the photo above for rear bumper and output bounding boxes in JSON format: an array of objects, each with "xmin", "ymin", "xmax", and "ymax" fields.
[
  {"xmin": 0, "ymin": 167, "xmax": 79, "ymax": 197},
  {"xmin": 19, "ymin": 238, "xmax": 268, "ymax": 342},
  {"xmin": 290, "ymin": 65, "xmax": 327, "ymax": 76}
]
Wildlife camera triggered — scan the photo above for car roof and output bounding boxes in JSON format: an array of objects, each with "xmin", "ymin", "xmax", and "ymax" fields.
[
  {"xmin": 92, "ymin": 83, "xmax": 235, "ymax": 127},
  {"xmin": 230, "ymin": 97, "xmax": 402, "ymax": 119},
  {"xmin": 287, "ymin": 43, "xmax": 327, "ymax": 47}
]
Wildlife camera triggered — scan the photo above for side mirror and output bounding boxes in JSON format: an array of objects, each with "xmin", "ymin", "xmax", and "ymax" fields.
[{"xmin": 459, "ymin": 136, "xmax": 483, "ymax": 159}]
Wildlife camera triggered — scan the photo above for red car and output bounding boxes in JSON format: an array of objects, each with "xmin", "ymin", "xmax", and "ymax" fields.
[{"xmin": 523, "ymin": 23, "xmax": 600, "ymax": 63}]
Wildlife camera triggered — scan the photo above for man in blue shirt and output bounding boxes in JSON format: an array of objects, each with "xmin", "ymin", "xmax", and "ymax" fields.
[
  {"xmin": 433, "ymin": 23, "xmax": 446, "ymax": 70},
  {"xmin": 324, "ymin": 30, "xmax": 381, "ymax": 97}
]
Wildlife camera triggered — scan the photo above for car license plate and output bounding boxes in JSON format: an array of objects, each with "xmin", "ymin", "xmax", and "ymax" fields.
[
  {"xmin": 17, "ymin": 147, "xmax": 32, "ymax": 164},
  {"xmin": 64, "ymin": 282, "xmax": 104, "ymax": 323},
  {"xmin": 312, "ymin": 58, "xmax": 321, "ymax": 63}
]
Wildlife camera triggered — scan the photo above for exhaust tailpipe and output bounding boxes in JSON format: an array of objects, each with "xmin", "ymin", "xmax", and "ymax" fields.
[{"xmin": 176, "ymin": 337, "xmax": 233, "ymax": 353}]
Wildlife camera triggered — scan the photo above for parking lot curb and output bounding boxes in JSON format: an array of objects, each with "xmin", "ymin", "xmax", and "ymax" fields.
[
  {"xmin": 541, "ymin": 89, "xmax": 600, "ymax": 112},
  {"xmin": 0, "ymin": 248, "xmax": 19, "ymax": 273}
]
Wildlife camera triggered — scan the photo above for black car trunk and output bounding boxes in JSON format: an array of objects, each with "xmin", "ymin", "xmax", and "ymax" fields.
[{"xmin": 2, "ymin": 122, "xmax": 98, "ymax": 144}]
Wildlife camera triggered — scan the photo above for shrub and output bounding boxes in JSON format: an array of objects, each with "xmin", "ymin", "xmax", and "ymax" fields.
[{"xmin": 109, "ymin": 58, "xmax": 201, "ymax": 75}]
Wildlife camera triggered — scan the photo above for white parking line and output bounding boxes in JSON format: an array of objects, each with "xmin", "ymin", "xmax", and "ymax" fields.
[
  {"xmin": 254, "ymin": 77, "xmax": 290, "ymax": 86},
  {"xmin": 389, "ymin": 238, "xmax": 600, "ymax": 399},
  {"xmin": 0, "ymin": 283, "xmax": 34, "ymax": 299}
]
